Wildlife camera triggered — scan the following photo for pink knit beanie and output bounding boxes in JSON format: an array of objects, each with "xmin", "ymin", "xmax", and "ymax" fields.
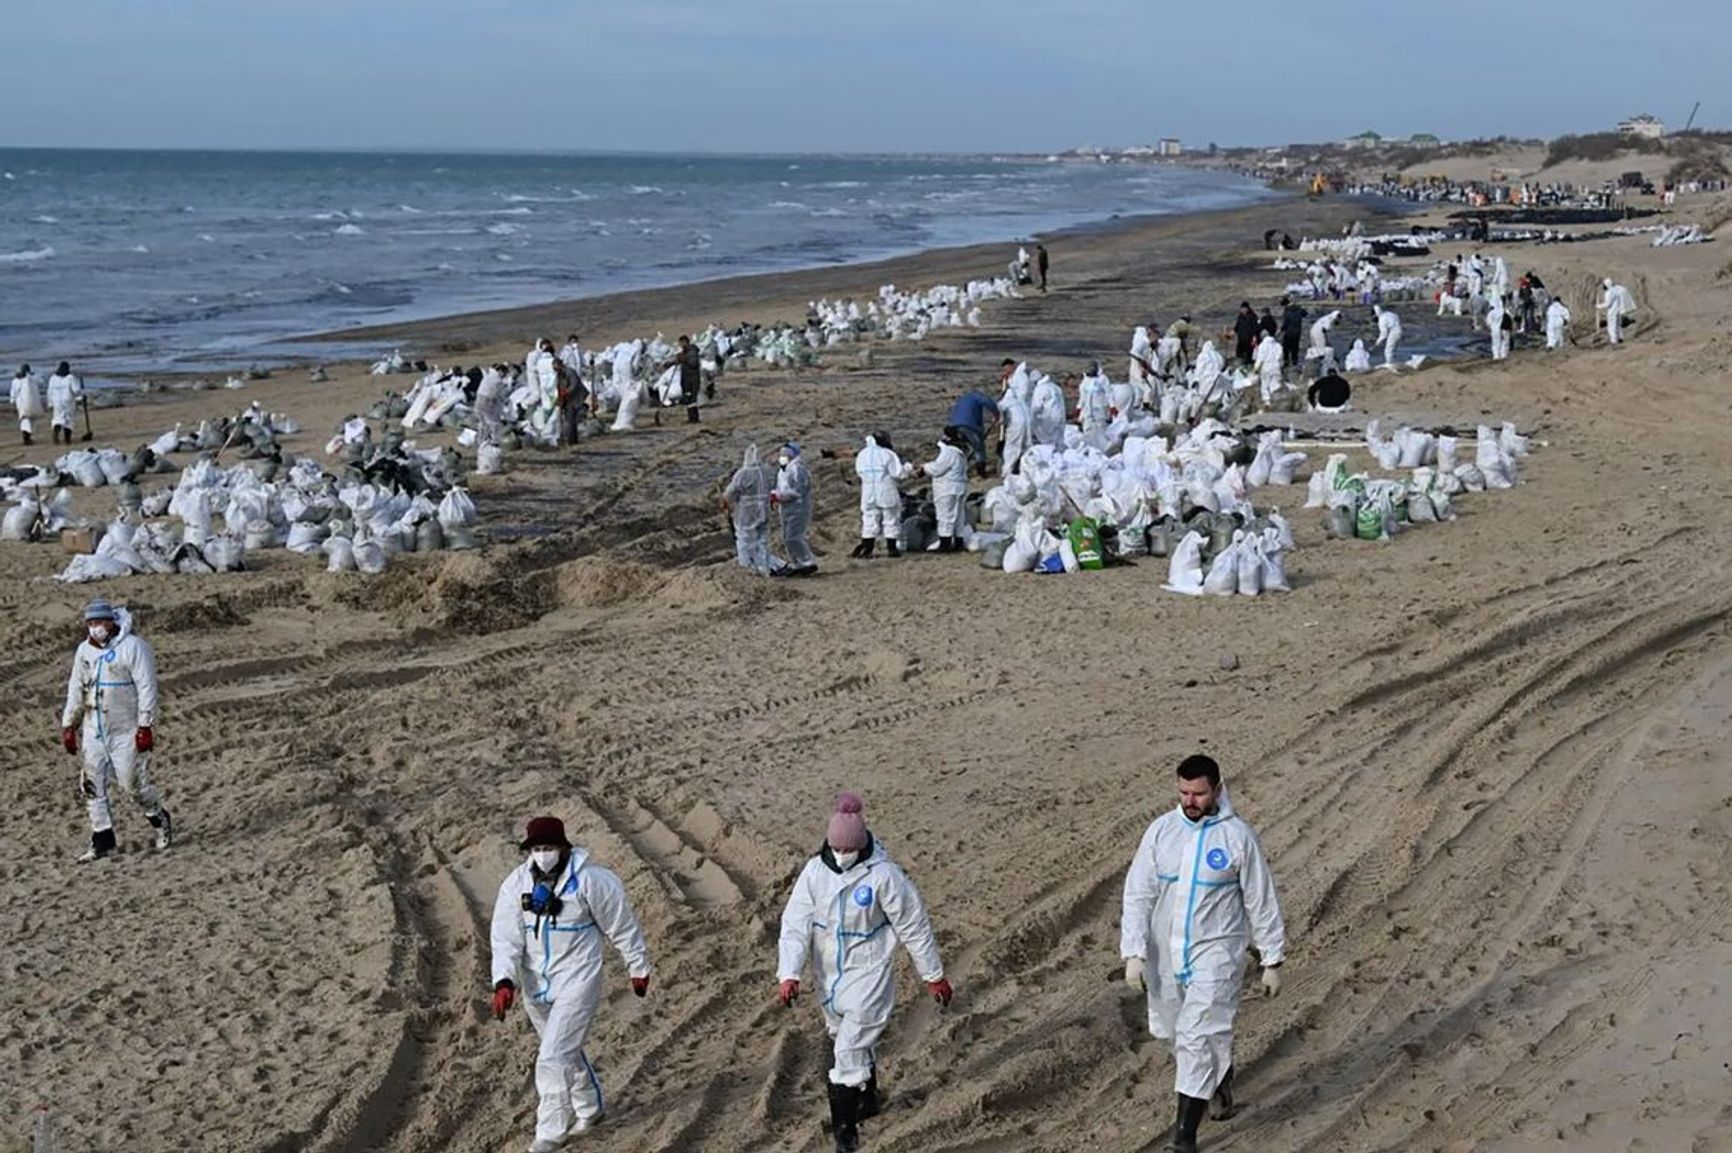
[{"xmin": 826, "ymin": 792, "xmax": 868, "ymax": 852}]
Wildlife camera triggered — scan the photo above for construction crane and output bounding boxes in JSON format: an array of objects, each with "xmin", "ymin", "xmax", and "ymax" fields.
[{"xmin": 1682, "ymin": 101, "xmax": 1701, "ymax": 134}]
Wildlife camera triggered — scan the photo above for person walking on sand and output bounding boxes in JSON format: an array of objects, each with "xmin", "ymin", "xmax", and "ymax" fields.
[
  {"xmin": 1121, "ymin": 754, "xmax": 1285, "ymax": 1153},
  {"xmin": 1597, "ymin": 278, "xmax": 1636, "ymax": 345},
  {"xmin": 47, "ymin": 361, "xmax": 84, "ymax": 443},
  {"xmin": 61, "ymin": 599, "xmax": 173, "ymax": 862},
  {"xmin": 777, "ymin": 792, "xmax": 951, "ymax": 1153},
  {"xmin": 1279, "ymin": 297, "xmax": 1307, "ymax": 375},
  {"xmin": 1036, "ymin": 243, "xmax": 1049, "ymax": 292},
  {"xmin": 1545, "ymin": 296, "xmax": 1572, "ymax": 351},
  {"xmin": 10, "ymin": 364, "xmax": 43, "ymax": 446},
  {"xmin": 491, "ymin": 816, "xmax": 652, "ymax": 1153}
]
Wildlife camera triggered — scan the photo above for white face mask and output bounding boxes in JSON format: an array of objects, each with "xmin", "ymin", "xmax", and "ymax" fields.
[
  {"xmin": 88, "ymin": 624, "xmax": 114, "ymax": 645},
  {"xmin": 832, "ymin": 850, "xmax": 859, "ymax": 869},
  {"xmin": 778, "ymin": 456, "xmax": 791, "ymax": 468},
  {"xmin": 530, "ymin": 849, "xmax": 563, "ymax": 874}
]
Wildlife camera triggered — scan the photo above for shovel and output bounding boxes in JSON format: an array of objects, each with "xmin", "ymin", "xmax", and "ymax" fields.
[{"xmin": 78, "ymin": 395, "xmax": 94, "ymax": 442}]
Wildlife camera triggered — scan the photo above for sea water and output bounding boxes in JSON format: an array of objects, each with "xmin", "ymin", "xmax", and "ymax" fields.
[{"xmin": 0, "ymin": 149, "xmax": 1275, "ymax": 378}]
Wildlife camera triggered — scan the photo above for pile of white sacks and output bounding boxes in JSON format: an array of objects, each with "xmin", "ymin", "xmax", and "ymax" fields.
[
  {"xmin": 52, "ymin": 444, "xmax": 480, "ymax": 583},
  {"xmin": 1300, "ymin": 420, "xmax": 1528, "ymax": 543}
]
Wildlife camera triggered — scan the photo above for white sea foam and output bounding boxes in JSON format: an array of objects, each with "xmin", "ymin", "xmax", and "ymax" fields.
[
  {"xmin": 0, "ymin": 245, "xmax": 53, "ymax": 263},
  {"xmin": 335, "ymin": 223, "xmax": 365, "ymax": 236}
]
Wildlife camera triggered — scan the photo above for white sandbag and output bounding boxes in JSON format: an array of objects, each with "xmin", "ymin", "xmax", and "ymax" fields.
[
  {"xmin": 1236, "ymin": 537, "xmax": 1264, "ymax": 597},
  {"xmin": 70, "ymin": 454, "xmax": 107, "ymax": 488},
  {"xmin": 1268, "ymin": 508, "xmax": 1295, "ymax": 550},
  {"xmin": 97, "ymin": 450, "xmax": 132, "ymax": 486},
  {"xmin": 287, "ymin": 522, "xmax": 328, "ymax": 554},
  {"xmin": 1268, "ymin": 451, "xmax": 1306, "ymax": 486},
  {"xmin": 141, "ymin": 490, "xmax": 173, "ymax": 518},
  {"xmin": 179, "ymin": 490, "xmax": 213, "ymax": 547},
  {"xmin": 1396, "ymin": 430, "xmax": 1434, "ymax": 469},
  {"xmin": 1454, "ymin": 464, "xmax": 1486, "ymax": 492},
  {"xmin": 1202, "ymin": 541, "xmax": 1240, "ymax": 597},
  {"xmin": 1476, "ymin": 427, "xmax": 1515, "ymax": 489},
  {"xmin": 2, "ymin": 500, "xmax": 40, "ymax": 541},
  {"xmin": 443, "ymin": 523, "xmax": 478, "ymax": 551},
  {"xmin": 1436, "ymin": 435, "xmax": 1458, "ymax": 474},
  {"xmin": 1260, "ymin": 530, "xmax": 1292, "ymax": 592},
  {"xmin": 1408, "ymin": 490, "xmax": 1437, "ymax": 523},
  {"xmin": 57, "ymin": 552, "xmax": 135, "ymax": 583},
  {"xmin": 353, "ymin": 538, "xmax": 387, "ymax": 574},
  {"xmin": 1304, "ymin": 471, "xmax": 1329, "ymax": 509},
  {"xmin": 1162, "ymin": 530, "xmax": 1206, "ymax": 595},
  {"xmin": 437, "ymin": 487, "xmax": 477, "ymax": 528},
  {"xmin": 1499, "ymin": 421, "xmax": 1530, "ymax": 457},
  {"xmin": 204, "ymin": 534, "xmax": 246, "ymax": 572},
  {"xmin": 244, "ymin": 521, "xmax": 278, "ymax": 551},
  {"xmin": 1246, "ymin": 435, "xmax": 1276, "ymax": 487},
  {"xmin": 324, "ymin": 536, "xmax": 357, "ymax": 572},
  {"xmin": 475, "ymin": 443, "xmax": 504, "ymax": 476}
]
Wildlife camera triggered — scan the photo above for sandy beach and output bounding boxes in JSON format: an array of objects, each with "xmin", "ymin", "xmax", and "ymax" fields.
[{"xmin": 6, "ymin": 178, "xmax": 1732, "ymax": 1153}]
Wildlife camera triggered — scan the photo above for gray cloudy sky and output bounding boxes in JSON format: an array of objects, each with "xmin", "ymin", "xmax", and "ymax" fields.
[{"xmin": 4, "ymin": 0, "xmax": 1722, "ymax": 152}]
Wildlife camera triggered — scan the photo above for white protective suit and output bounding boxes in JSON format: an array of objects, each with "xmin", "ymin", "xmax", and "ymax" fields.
[
  {"xmin": 1545, "ymin": 299, "xmax": 1571, "ymax": 350},
  {"xmin": 1487, "ymin": 298, "xmax": 1510, "ymax": 360},
  {"xmin": 775, "ymin": 452, "xmax": 817, "ymax": 570},
  {"xmin": 491, "ymin": 851, "xmax": 651, "ymax": 1147},
  {"xmin": 998, "ymin": 367, "xmax": 1034, "ymax": 476},
  {"xmin": 11, "ymin": 372, "xmax": 43, "ymax": 436},
  {"xmin": 1190, "ymin": 342, "xmax": 1225, "ymax": 402},
  {"xmin": 1599, "ymin": 280, "xmax": 1635, "ymax": 344},
  {"xmin": 724, "ymin": 445, "xmax": 774, "ymax": 574},
  {"xmin": 1344, "ymin": 339, "xmax": 1371, "ymax": 374},
  {"xmin": 1030, "ymin": 374, "xmax": 1066, "ymax": 449},
  {"xmin": 1129, "ymin": 326, "xmax": 1156, "ymax": 390},
  {"xmin": 778, "ymin": 839, "xmax": 945, "ymax": 1086},
  {"xmin": 921, "ymin": 440, "xmax": 969, "ymax": 539},
  {"xmin": 49, "ymin": 371, "xmax": 82, "ymax": 430},
  {"xmin": 1308, "ymin": 311, "xmax": 1340, "ymax": 358},
  {"xmin": 62, "ymin": 617, "xmax": 163, "ymax": 837},
  {"xmin": 1374, "ymin": 306, "xmax": 1402, "ymax": 367},
  {"xmin": 855, "ymin": 437, "xmax": 908, "ymax": 540},
  {"xmin": 1077, "ymin": 369, "xmax": 1112, "ymax": 449},
  {"xmin": 1120, "ymin": 785, "xmax": 1286, "ymax": 1100},
  {"xmin": 1252, "ymin": 335, "xmax": 1284, "ymax": 398}
]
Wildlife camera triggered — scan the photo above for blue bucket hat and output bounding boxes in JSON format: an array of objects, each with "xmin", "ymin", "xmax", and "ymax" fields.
[{"xmin": 84, "ymin": 599, "xmax": 117, "ymax": 622}]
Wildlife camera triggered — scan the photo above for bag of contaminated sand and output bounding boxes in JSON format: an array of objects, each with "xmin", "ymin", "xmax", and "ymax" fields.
[{"xmin": 324, "ymin": 536, "xmax": 357, "ymax": 572}]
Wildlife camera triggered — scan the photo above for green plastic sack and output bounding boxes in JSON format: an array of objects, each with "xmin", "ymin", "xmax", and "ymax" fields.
[
  {"xmin": 1355, "ymin": 500, "xmax": 1384, "ymax": 541},
  {"xmin": 1067, "ymin": 517, "xmax": 1105, "ymax": 570}
]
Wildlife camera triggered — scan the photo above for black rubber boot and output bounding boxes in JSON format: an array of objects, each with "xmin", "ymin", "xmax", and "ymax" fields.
[
  {"xmin": 935, "ymin": 538, "xmax": 955, "ymax": 554},
  {"xmin": 859, "ymin": 1067, "xmax": 880, "ymax": 1120},
  {"xmin": 1168, "ymin": 1093, "xmax": 1208, "ymax": 1153},
  {"xmin": 79, "ymin": 827, "xmax": 118, "ymax": 863},
  {"xmin": 827, "ymin": 1082, "xmax": 860, "ymax": 1153},
  {"xmin": 686, "ymin": 405, "xmax": 700, "ymax": 424},
  {"xmin": 22, "ymin": 431, "xmax": 32, "ymax": 446},
  {"xmin": 850, "ymin": 539, "xmax": 874, "ymax": 559},
  {"xmin": 1209, "ymin": 1067, "xmax": 1236, "ymax": 1121},
  {"xmin": 885, "ymin": 540, "xmax": 901, "ymax": 558},
  {"xmin": 951, "ymin": 536, "xmax": 965, "ymax": 552}
]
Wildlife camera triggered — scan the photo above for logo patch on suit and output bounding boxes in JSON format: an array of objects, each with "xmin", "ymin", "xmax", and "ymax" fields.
[
  {"xmin": 852, "ymin": 884, "xmax": 874, "ymax": 908},
  {"xmin": 1206, "ymin": 848, "xmax": 1230, "ymax": 870}
]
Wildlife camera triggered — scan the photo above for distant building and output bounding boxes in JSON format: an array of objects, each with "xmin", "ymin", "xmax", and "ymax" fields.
[
  {"xmin": 1405, "ymin": 133, "xmax": 1442, "ymax": 150},
  {"xmin": 1342, "ymin": 130, "xmax": 1383, "ymax": 150},
  {"xmin": 1618, "ymin": 114, "xmax": 1665, "ymax": 140},
  {"xmin": 1157, "ymin": 138, "xmax": 1183, "ymax": 157}
]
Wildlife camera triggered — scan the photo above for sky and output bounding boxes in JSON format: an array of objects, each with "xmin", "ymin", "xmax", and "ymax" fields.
[{"xmin": 3, "ymin": 0, "xmax": 1725, "ymax": 154}]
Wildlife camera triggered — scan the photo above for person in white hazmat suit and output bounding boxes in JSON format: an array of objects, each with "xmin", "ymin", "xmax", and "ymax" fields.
[
  {"xmin": 1029, "ymin": 372, "xmax": 1066, "ymax": 449},
  {"xmin": 1307, "ymin": 310, "xmax": 1340, "ymax": 360},
  {"xmin": 491, "ymin": 816, "xmax": 652, "ymax": 1153},
  {"xmin": 61, "ymin": 599, "xmax": 173, "ymax": 862},
  {"xmin": 48, "ymin": 362, "xmax": 84, "ymax": 442},
  {"xmin": 777, "ymin": 793, "xmax": 952, "ymax": 1153},
  {"xmin": 1545, "ymin": 297, "xmax": 1572, "ymax": 351},
  {"xmin": 1129, "ymin": 326, "xmax": 1157, "ymax": 392},
  {"xmin": 1076, "ymin": 364, "xmax": 1112, "ymax": 450},
  {"xmin": 1121, "ymin": 754, "xmax": 1285, "ymax": 1153},
  {"xmin": 1598, "ymin": 278, "xmax": 1636, "ymax": 344},
  {"xmin": 1486, "ymin": 295, "xmax": 1510, "ymax": 360},
  {"xmin": 997, "ymin": 364, "xmax": 1034, "ymax": 477},
  {"xmin": 852, "ymin": 432, "xmax": 910, "ymax": 559},
  {"xmin": 722, "ymin": 443, "xmax": 774, "ymax": 576},
  {"xmin": 11, "ymin": 364, "xmax": 44, "ymax": 445},
  {"xmin": 1373, "ymin": 305, "xmax": 1402, "ymax": 368},
  {"xmin": 772, "ymin": 442, "xmax": 818, "ymax": 577},
  {"xmin": 1252, "ymin": 335, "xmax": 1284, "ymax": 399},
  {"xmin": 921, "ymin": 429, "xmax": 970, "ymax": 552}
]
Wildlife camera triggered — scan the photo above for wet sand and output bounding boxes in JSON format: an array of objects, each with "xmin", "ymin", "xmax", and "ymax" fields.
[{"xmin": 6, "ymin": 186, "xmax": 1732, "ymax": 1153}]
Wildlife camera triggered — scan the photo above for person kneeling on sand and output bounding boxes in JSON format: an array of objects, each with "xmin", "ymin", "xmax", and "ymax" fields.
[
  {"xmin": 777, "ymin": 793, "xmax": 951, "ymax": 1153},
  {"xmin": 491, "ymin": 816, "xmax": 653, "ymax": 1153}
]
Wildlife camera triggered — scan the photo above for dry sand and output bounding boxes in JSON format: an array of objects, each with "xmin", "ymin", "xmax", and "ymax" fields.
[{"xmin": 5, "ymin": 191, "xmax": 1732, "ymax": 1153}]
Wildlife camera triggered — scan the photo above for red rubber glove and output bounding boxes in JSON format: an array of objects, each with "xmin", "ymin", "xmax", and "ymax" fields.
[
  {"xmin": 770, "ymin": 493, "xmax": 780, "ymax": 505},
  {"xmin": 778, "ymin": 979, "xmax": 800, "ymax": 1007},
  {"xmin": 631, "ymin": 976, "xmax": 650, "ymax": 998},
  {"xmin": 135, "ymin": 726, "xmax": 154, "ymax": 753},
  {"xmin": 492, "ymin": 981, "xmax": 515, "ymax": 1020},
  {"xmin": 928, "ymin": 978, "xmax": 953, "ymax": 1007},
  {"xmin": 62, "ymin": 727, "xmax": 79, "ymax": 755}
]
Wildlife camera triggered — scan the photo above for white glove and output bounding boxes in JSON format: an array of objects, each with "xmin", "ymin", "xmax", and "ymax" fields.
[
  {"xmin": 1261, "ymin": 964, "xmax": 1282, "ymax": 998},
  {"xmin": 1124, "ymin": 956, "xmax": 1146, "ymax": 992}
]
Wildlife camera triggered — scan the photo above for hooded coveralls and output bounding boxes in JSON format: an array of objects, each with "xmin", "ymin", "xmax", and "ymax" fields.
[
  {"xmin": 775, "ymin": 455, "xmax": 817, "ymax": 570},
  {"xmin": 491, "ymin": 851, "xmax": 651, "ymax": 1146},
  {"xmin": 921, "ymin": 442, "xmax": 969, "ymax": 538},
  {"xmin": 724, "ymin": 446, "xmax": 773, "ymax": 574},
  {"xmin": 1120, "ymin": 787, "xmax": 1285, "ymax": 1100},
  {"xmin": 855, "ymin": 439, "xmax": 908, "ymax": 541},
  {"xmin": 62, "ymin": 625, "xmax": 162, "ymax": 834},
  {"xmin": 778, "ymin": 839, "xmax": 944, "ymax": 1087}
]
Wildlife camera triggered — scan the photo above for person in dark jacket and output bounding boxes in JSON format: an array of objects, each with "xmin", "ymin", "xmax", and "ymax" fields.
[
  {"xmin": 671, "ymin": 335, "xmax": 702, "ymax": 424},
  {"xmin": 1232, "ymin": 303, "xmax": 1260, "ymax": 365},
  {"xmin": 1279, "ymin": 297, "xmax": 1308, "ymax": 370},
  {"xmin": 1035, "ymin": 244, "xmax": 1050, "ymax": 292},
  {"xmin": 1258, "ymin": 308, "xmax": 1279, "ymax": 341}
]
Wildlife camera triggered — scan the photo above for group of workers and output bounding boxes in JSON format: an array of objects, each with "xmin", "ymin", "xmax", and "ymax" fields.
[
  {"xmin": 10, "ymin": 361, "xmax": 86, "ymax": 446},
  {"xmin": 489, "ymin": 752, "xmax": 1283, "ymax": 1153}
]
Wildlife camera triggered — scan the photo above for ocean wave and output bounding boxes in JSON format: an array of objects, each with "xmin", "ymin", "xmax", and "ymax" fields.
[
  {"xmin": 484, "ymin": 222, "xmax": 522, "ymax": 236},
  {"xmin": 399, "ymin": 204, "xmax": 423, "ymax": 214},
  {"xmin": 31, "ymin": 215, "xmax": 60, "ymax": 224},
  {"xmin": 131, "ymin": 245, "xmax": 150, "ymax": 254},
  {"xmin": 505, "ymin": 190, "xmax": 594, "ymax": 203},
  {"xmin": 769, "ymin": 200, "xmax": 809, "ymax": 211},
  {"xmin": 335, "ymin": 223, "xmax": 365, "ymax": 236},
  {"xmin": 810, "ymin": 181, "xmax": 865, "ymax": 189},
  {"xmin": 399, "ymin": 227, "xmax": 479, "ymax": 236},
  {"xmin": 628, "ymin": 185, "xmax": 664, "ymax": 195},
  {"xmin": 810, "ymin": 207, "xmax": 848, "ymax": 218},
  {"xmin": 312, "ymin": 211, "xmax": 348, "ymax": 221},
  {"xmin": 199, "ymin": 233, "xmax": 217, "ymax": 242},
  {"xmin": 0, "ymin": 245, "xmax": 54, "ymax": 264}
]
